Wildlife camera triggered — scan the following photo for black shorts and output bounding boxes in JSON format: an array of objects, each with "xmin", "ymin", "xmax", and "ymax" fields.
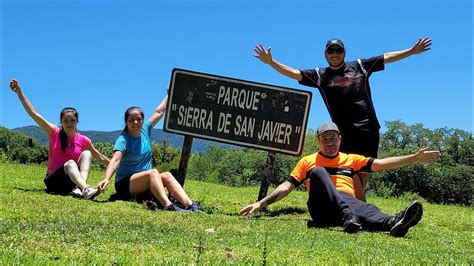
[
  {"xmin": 339, "ymin": 129, "xmax": 380, "ymax": 158},
  {"xmin": 115, "ymin": 175, "xmax": 133, "ymax": 200},
  {"xmin": 114, "ymin": 175, "xmax": 161, "ymax": 204},
  {"xmin": 44, "ymin": 166, "xmax": 76, "ymax": 195}
]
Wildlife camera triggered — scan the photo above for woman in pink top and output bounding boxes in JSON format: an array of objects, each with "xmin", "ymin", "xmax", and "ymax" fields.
[{"xmin": 9, "ymin": 79, "xmax": 110, "ymax": 199}]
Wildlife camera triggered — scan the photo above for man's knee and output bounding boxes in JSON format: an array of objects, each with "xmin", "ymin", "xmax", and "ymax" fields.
[
  {"xmin": 311, "ymin": 166, "xmax": 326, "ymax": 175},
  {"xmin": 310, "ymin": 167, "xmax": 330, "ymax": 180}
]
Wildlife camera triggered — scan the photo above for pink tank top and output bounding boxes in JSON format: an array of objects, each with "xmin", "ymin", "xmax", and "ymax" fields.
[{"xmin": 47, "ymin": 126, "xmax": 91, "ymax": 174}]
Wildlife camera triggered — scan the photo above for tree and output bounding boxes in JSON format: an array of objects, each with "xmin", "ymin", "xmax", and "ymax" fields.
[
  {"xmin": 151, "ymin": 138, "xmax": 180, "ymax": 167},
  {"xmin": 0, "ymin": 126, "xmax": 48, "ymax": 164},
  {"xmin": 370, "ymin": 121, "xmax": 473, "ymax": 205}
]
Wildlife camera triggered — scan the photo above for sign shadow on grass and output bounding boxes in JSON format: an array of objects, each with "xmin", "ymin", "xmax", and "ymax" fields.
[{"xmin": 14, "ymin": 186, "xmax": 45, "ymax": 193}]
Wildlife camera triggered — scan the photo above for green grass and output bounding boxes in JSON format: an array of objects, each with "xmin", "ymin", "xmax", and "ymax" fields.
[{"xmin": 1, "ymin": 162, "xmax": 472, "ymax": 264}]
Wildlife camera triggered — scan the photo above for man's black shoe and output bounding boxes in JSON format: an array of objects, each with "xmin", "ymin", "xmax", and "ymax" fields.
[
  {"xmin": 342, "ymin": 210, "xmax": 362, "ymax": 233},
  {"xmin": 343, "ymin": 216, "xmax": 362, "ymax": 233},
  {"xmin": 390, "ymin": 200, "xmax": 423, "ymax": 237}
]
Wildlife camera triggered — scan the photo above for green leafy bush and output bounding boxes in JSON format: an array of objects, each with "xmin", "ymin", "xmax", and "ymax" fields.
[
  {"xmin": 369, "ymin": 121, "xmax": 473, "ymax": 205},
  {"xmin": 0, "ymin": 126, "xmax": 48, "ymax": 164}
]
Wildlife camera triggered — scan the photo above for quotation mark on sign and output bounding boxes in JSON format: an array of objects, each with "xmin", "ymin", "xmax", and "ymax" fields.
[
  {"xmin": 172, "ymin": 104, "xmax": 178, "ymax": 111},
  {"xmin": 295, "ymin": 126, "xmax": 301, "ymax": 134}
]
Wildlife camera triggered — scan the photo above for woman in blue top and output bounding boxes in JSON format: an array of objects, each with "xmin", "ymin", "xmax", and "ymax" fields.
[{"xmin": 98, "ymin": 94, "xmax": 202, "ymax": 212}]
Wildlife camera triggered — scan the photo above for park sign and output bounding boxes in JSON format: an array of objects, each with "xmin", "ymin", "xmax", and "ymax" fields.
[{"xmin": 164, "ymin": 68, "xmax": 312, "ymax": 156}]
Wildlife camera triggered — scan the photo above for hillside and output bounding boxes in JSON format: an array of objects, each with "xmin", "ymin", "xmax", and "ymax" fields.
[
  {"xmin": 12, "ymin": 125, "xmax": 236, "ymax": 153},
  {"xmin": 1, "ymin": 162, "xmax": 472, "ymax": 264}
]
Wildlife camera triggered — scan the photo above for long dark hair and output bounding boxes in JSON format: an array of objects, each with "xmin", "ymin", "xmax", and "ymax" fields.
[
  {"xmin": 123, "ymin": 107, "xmax": 144, "ymax": 132},
  {"xmin": 59, "ymin": 107, "xmax": 78, "ymax": 152}
]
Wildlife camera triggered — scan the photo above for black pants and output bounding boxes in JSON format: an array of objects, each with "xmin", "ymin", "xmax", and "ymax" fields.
[
  {"xmin": 339, "ymin": 129, "xmax": 380, "ymax": 158},
  {"xmin": 307, "ymin": 167, "xmax": 391, "ymax": 231}
]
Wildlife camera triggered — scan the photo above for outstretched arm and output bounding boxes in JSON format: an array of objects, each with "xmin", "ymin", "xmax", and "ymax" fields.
[
  {"xmin": 88, "ymin": 143, "xmax": 111, "ymax": 167},
  {"xmin": 384, "ymin": 36, "xmax": 432, "ymax": 64},
  {"xmin": 239, "ymin": 181, "xmax": 295, "ymax": 216},
  {"xmin": 9, "ymin": 79, "xmax": 55, "ymax": 135},
  {"xmin": 149, "ymin": 94, "xmax": 168, "ymax": 128},
  {"xmin": 97, "ymin": 151, "xmax": 122, "ymax": 191},
  {"xmin": 253, "ymin": 43, "xmax": 303, "ymax": 81},
  {"xmin": 371, "ymin": 147, "xmax": 440, "ymax": 172}
]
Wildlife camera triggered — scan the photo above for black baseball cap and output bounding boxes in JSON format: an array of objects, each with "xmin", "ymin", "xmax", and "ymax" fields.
[
  {"xmin": 325, "ymin": 38, "xmax": 345, "ymax": 50},
  {"xmin": 317, "ymin": 122, "xmax": 340, "ymax": 135}
]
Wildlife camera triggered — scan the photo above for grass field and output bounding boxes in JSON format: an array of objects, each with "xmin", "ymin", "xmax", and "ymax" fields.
[{"xmin": 1, "ymin": 162, "xmax": 472, "ymax": 264}]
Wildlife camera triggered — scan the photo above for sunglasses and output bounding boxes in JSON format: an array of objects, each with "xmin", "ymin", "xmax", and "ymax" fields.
[{"xmin": 326, "ymin": 47, "xmax": 344, "ymax": 54}]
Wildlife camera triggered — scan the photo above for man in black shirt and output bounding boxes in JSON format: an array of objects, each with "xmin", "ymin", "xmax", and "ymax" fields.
[{"xmin": 253, "ymin": 37, "xmax": 432, "ymax": 201}]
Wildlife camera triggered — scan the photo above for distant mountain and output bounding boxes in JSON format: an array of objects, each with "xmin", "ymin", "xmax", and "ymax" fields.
[{"xmin": 12, "ymin": 125, "xmax": 236, "ymax": 153}]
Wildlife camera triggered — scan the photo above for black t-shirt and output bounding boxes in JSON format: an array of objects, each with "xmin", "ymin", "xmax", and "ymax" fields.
[{"xmin": 299, "ymin": 55, "xmax": 385, "ymax": 133}]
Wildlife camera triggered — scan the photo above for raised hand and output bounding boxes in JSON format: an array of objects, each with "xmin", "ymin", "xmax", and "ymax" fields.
[
  {"xmin": 411, "ymin": 36, "xmax": 432, "ymax": 55},
  {"xmin": 253, "ymin": 43, "xmax": 273, "ymax": 65},
  {"xmin": 9, "ymin": 79, "xmax": 21, "ymax": 93}
]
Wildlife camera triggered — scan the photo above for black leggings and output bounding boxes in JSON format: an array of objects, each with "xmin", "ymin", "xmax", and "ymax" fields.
[{"xmin": 307, "ymin": 166, "xmax": 391, "ymax": 231}]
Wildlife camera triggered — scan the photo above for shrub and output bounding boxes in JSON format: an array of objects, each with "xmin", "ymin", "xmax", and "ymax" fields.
[
  {"xmin": 368, "ymin": 121, "xmax": 474, "ymax": 205},
  {"xmin": 426, "ymin": 164, "xmax": 473, "ymax": 205},
  {"xmin": 368, "ymin": 163, "xmax": 473, "ymax": 206}
]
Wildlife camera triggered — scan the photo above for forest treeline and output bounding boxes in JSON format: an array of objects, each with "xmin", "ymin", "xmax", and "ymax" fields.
[{"xmin": 1, "ymin": 120, "xmax": 472, "ymax": 205}]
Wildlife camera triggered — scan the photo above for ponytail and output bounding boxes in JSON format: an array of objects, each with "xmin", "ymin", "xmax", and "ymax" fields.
[{"xmin": 59, "ymin": 128, "xmax": 68, "ymax": 152}]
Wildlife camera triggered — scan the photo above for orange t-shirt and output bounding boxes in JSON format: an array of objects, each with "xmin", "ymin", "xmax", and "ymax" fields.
[{"xmin": 289, "ymin": 152, "xmax": 374, "ymax": 197}]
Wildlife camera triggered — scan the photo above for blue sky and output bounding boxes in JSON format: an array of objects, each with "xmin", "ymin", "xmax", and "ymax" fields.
[{"xmin": 2, "ymin": 0, "xmax": 472, "ymax": 134}]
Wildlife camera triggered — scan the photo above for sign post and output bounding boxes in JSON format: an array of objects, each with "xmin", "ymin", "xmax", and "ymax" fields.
[
  {"xmin": 258, "ymin": 152, "xmax": 276, "ymax": 201},
  {"xmin": 176, "ymin": 135, "xmax": 193, "ymax": 186}
]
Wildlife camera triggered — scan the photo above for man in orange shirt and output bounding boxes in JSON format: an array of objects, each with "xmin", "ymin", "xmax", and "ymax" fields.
[{"xmin": 239, "ymin": 122, "xmax": 441, "ymax": 237}]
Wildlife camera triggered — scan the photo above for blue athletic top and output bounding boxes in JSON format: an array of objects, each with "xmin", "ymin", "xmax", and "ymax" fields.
[{"xmin": 114, "ymin": 120, "xmax": 153, "ymax": 182}]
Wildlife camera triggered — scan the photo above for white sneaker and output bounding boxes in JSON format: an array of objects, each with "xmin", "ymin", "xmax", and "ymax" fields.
[
  {"xmin": 70, "ymin": 187, "xmax": 82, "ymax": 198},
  {"xmin": 82, "ymin": 186, "xmax": 100, "ymax": 200}
]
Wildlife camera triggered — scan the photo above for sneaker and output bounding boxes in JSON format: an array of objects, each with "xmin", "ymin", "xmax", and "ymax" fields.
[
  {"xmin": 70, "ymin": 187, "xmax": 82, "ymax": 198},
  {"xmin": 164, "ymin": 203, "xmax": 189, "ymax": 212},
  {"xmin": 186, "ymin": 201, "xmax": 205, "ymax": 213},
  {"xmin": 342, "ymin": 210, "xmax": 362, "ymax": 234},
  {"xmin": 143, "ymin": 200, "xmax": 159, "ymax": 211},
  {"xmin": 82, "ymin": 186, "xmax": 100, "ymax": 200},
  {"xmin": 390, "ymin": 200, "xmax": 423, "ymax": 237}
]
